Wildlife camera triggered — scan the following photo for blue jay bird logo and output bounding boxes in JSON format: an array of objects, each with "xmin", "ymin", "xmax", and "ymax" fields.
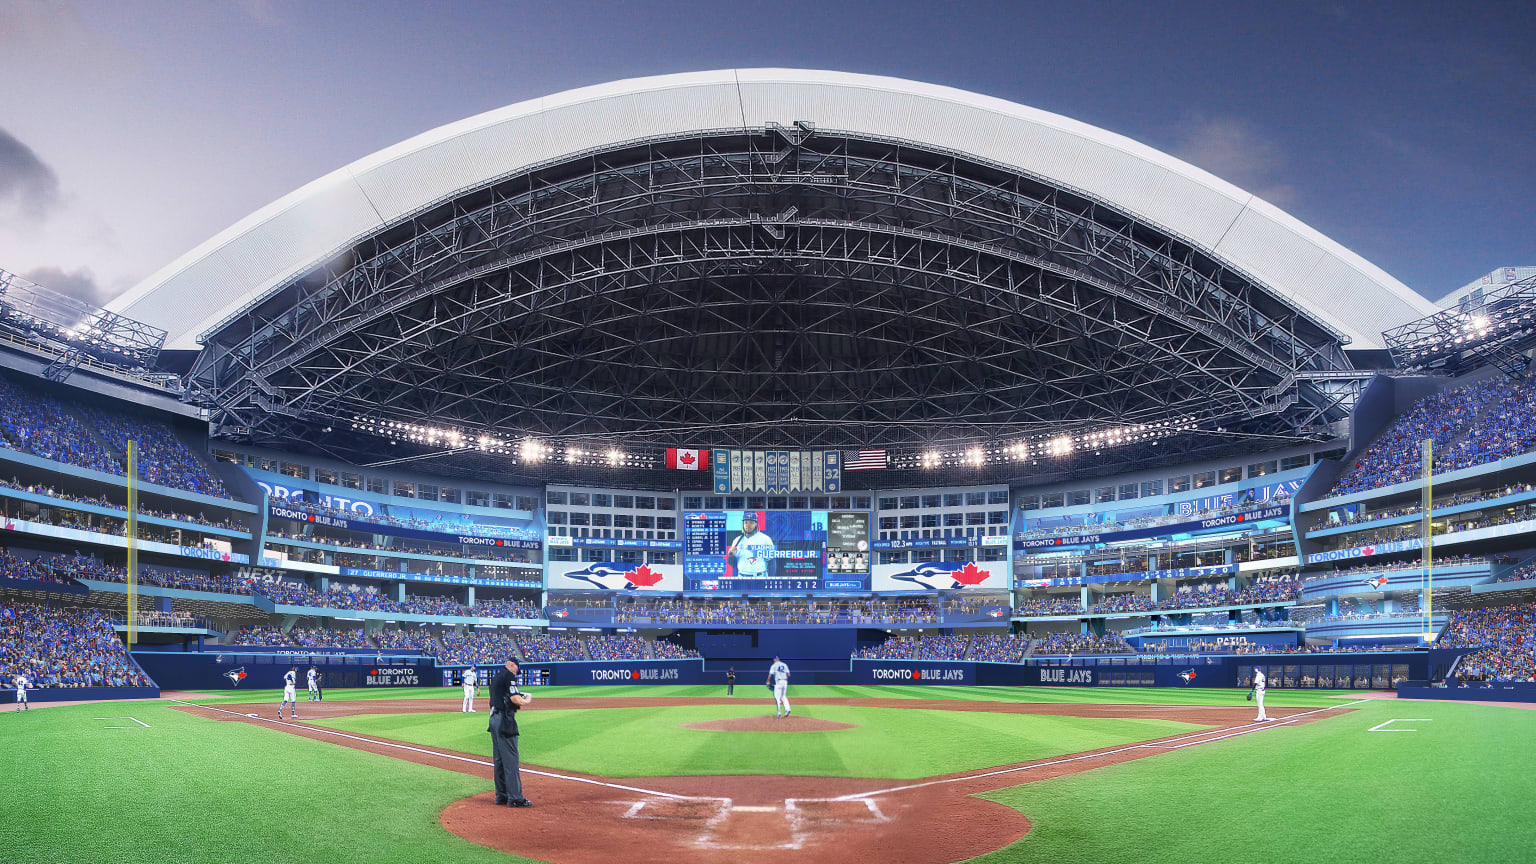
[
  {"xmin": 888, "ymin": 562, "xmax": 992, "ymax": 590},
  {"xmin": 224, "ymin": 666, "xmax": 248, "ymax": 687},
  {"xmin": 565, "ymin": 563, "xmax": 647, "ymax": 590}
]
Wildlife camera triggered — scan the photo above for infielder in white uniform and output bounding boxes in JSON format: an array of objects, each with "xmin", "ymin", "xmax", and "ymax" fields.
[
  {"xmin": 727, "ymin": 513, "xmax": 775, "ymax": 578},
  {"xmin": 1252, "ymin": 666, "xmax": 1269, "ymax": 721},
  {"xmin": 279, "ymin": 667, "xmax": 299, "ymax": 719},
  {"xmin": 768, "ymin": 655, "xmax": 791, "ymax": 718},
  {"xmin": 306, "ymin": 666, "xmax": 320, "ymax": 702},
  {"xmin": 462, "ymin": 667, "xmax": 479, "ymax": 713},
  {"xmin": 14, "ymin": 674, "xmax": 28, "ymax": 711}
]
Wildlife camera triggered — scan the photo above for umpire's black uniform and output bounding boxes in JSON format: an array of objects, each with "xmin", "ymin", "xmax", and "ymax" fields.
[{"xmin": 487, "ymin": 665, "xmax": 529, "ymax": 806}]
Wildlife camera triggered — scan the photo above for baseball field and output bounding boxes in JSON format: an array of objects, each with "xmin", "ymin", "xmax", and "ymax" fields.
[{"xmin": 7, "ymin": 685, "xmax": 1534, "ymax": 863}]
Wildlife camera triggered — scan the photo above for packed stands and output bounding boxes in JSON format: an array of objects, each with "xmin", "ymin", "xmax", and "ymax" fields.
[
  {"xmin": 1303, "ymin": 556, "xmax": 1487, "ymax": 587},
  {"xmin": 1439, "ymin": 377, "xmax": 1536, "ymax": 472},
  {"xmin": 585, "ymin": 635, "xmax": 654, "ymax": 660},
  {"xmin": 372, "ymin": 627, "xmax": 442, "ymax": 653},
  {"xmin": 1329, "ymin": 379, "xmax": 1505, "ymax": 496},
  {"xmin": 652, "ymin": 641, "xmax": 701, "ymax": 659},
  {"xmin": 0, "ymin": 478, "xmax": 246, "ymax": 532},
  {"xmin": 1498, "ymin": 560, "xmax": 1536, "ymax": 583},
  {"xmin": 969, "ymin": 633, "xmax": 1031, "ymax": 663},
  {"xmin": 1032, "ymin": 632, "xmax": 1134, "ymax": 655},
  {"xmin": 0, "ymin": 600, "xmax": 152, "ymax": 688},
  {"xmin": 90, "ymin": 564, "xmax": 255, "ymax": 595},
  {"xmin": 0, "ymin": 377, "xmax": 120, "ymax": 474},
  {"xmin": 517, "ymin": 633, "xmax": 588, "ymax": 662},
  {"xmin": 1014, "ymin": 598, "xmax": 1086, "ymax": 616},
  {"xmin": 254, "ymin": 581, "xmax": 403, "ymax": 613},
  {"xmin": 72, "ymin": 404, "xmax": 229, "ymax": 498},
  {"xmin": 1089, "ymin": 593, "xmax": 1158, "ymax": 613},
  {"xmin": 438, "ymin": 631, "xmax": 524, "ymax": 666},
  {"xmin": 0, "ymin": 548, "xmax": 119, "ymax": 586},
  {"xmin": 1440, "ymin": 603, "xmax": 1536, "ymax": 682},
  {"xmin": 854, "ymin": 634, "xmax": 970, "ymax": 661},
  {"xmin": 270, "ymin": 498, "xmax": 539, "ymax": 541},
  {"xmin": 231, "ymin": 625, "xmax": 290, "ymax": 646},
  {"xmin": 399, "ymin": 594, "xmax": 466, "ymax": 616},
  {"xmin": 471, "ymin": 597, "xmax": 541, "ymax": 619},
  {"xmin": 288, "ymin": 626, "xmax": 369, "ymax": 649}
]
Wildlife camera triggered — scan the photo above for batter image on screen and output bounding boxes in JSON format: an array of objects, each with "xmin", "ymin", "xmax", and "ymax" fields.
[{"xmin": 726, "ymin": 511, "xmax": 775, "ymax": 577}]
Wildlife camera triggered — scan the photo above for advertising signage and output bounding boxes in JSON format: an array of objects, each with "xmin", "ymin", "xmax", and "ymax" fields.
[{"xmin": 1014, "ymin": 505, "xmax": 1288, "ymax": 550}]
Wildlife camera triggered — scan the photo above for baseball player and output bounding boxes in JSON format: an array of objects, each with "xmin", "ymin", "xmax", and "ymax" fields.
[
  {"xmin": 279, "ymin": 666, "xmax": 299, "ymax": 719},
  {"xmin": 768, "ymin": 655, "xmax": 791, "ymax": 718},
  {"xmin": 14, "ymin": 674, "xmax": 28, "ymax": 712},
  {"xmin": 1252, "ymin": 666, "xmax": 1269, "ymax": 721},
  {"xmin": 726, "ymin": 513, "xmax": 775, "ymax": 578},
  {"xmin": 306, "ymin": 666, "xmax": 320, "ymax": 702},
  {"xmin": 462, "ymin": 667, "xmax": 479, "ymax": 713}
]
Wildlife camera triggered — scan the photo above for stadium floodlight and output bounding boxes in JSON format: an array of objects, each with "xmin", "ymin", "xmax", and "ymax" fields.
[
  {"xmin": 606, "ymin": 448, "xmax": 623, "ymax": 465},
  {"xmin": 966, "ymin": 447, "xmax": 984, "ymax": 466}
]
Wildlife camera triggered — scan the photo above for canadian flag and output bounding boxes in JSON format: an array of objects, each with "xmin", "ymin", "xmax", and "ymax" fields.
[{"xmin": 665, "ymin": 448, "xmax": 709, "ymax": 470}]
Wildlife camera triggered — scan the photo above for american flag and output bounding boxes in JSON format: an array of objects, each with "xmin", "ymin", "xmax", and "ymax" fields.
[{"xmin": 842, "ymin": 449, "xmax": 888, "ymax": 471}]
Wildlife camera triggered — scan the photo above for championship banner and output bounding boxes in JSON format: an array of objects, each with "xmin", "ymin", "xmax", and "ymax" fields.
[{"xmin": 708, "ymin": 450, "xmax": 845, "ymax": 494}]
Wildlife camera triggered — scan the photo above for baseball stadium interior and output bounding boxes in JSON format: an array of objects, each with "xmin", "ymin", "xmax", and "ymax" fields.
[{"xmin": 2, "ymin": 71, "xmax": 1534, "ymax": 707}]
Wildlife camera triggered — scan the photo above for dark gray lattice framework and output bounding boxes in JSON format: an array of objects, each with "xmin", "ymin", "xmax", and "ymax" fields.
[{"xmin": 190, "ymin": 126, "xmax": 1359, "ymax": 483}]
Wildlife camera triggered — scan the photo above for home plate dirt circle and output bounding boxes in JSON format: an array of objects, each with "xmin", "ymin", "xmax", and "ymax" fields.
[{"xmin": 680, "ymin": 716, "xmax": 858, "ymax": 732}]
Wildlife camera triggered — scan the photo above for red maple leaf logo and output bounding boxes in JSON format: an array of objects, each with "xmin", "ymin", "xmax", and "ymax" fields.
[
  {"xmin": 1362, "ymin": 546, "xmax": 1376, "ymax": 556},
  {"xmin": 950, "ymin": 562, "xmax": 992, "ymax": 586},
  {"xmin": 913, "ymin": 670, "xmax": 922, "ymax": 679},
  {"xmin": 236, "ymin": 671, "xmax": 246, "ymax": 680},
  {"xmin": 625, "ymin": 564, "xmax": 665, "ymax": 588},
  {"xmin": 680, "ymin": 451, "xmax": 696, "ymax": 466},
  {"xmin": 631, "ymin": 670, "xmax": 640, "ymax": 679}
]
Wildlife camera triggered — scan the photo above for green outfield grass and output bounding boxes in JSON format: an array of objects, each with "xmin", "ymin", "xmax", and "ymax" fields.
[
  {"xmin": 189, "ymin": 683, "xmax": 1367, "ymax": 708},
  {"xmin": 20, "ymin": 688, "xmax": 1531, "ymax": 863},
  {"xmin": 971, "ymin": 698, "xmax": 1536, "ymax": 864},
  {"xmin": 0, "ymin": 700, "xmax": 532, "ymax": 864},
  {"xmin": 313, "ymin": 702, "xmax": 1206, "ymax": 778}
]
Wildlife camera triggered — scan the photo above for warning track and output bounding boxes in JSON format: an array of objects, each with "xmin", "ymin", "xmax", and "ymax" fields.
[{"xmin": 173, "ymin": 696, "xmax": 1359, "ymax": 863}]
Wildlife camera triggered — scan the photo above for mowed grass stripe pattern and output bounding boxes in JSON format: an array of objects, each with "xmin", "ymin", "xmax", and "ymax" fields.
[
  {"xmin": 192, "ymin": 684, "xmax": 1367, "ymax": 708},
  {"xmin": 971, "ymin": 699, "xmax": 1536, "ymax": 864},
  {"xmin": 0, "ymin": 701, "xmax": 528, "ymax": 864},
  {"xmin": 314, "ymin": 704, "xmax": 1207, "ymax": 778}
]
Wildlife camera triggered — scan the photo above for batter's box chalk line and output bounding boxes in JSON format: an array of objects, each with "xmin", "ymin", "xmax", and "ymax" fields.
[{"xmin": 617, "ymin": 795, "xmax": 892, "ymax": 852}]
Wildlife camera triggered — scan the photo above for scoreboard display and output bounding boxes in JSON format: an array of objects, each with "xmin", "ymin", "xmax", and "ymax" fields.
[{"xmin": 682, "ymin": 510, "xmax": 870, "ymax": 591}]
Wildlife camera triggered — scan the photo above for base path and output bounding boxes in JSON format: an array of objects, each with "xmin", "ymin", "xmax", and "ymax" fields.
[{"xmin": 173, "ymin": 697, "xmax": 1356, "ymax": 863}]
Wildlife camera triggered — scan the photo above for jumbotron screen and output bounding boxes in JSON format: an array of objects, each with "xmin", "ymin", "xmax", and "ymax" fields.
[{"xmin": 682, "ymin": 510, "xmax": 870, "ymax": 591}]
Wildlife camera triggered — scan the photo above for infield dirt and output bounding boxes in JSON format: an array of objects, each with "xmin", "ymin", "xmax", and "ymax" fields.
[{"xmin": 175, "ymin": 696, "xmax": 1345, "ymax": 863}]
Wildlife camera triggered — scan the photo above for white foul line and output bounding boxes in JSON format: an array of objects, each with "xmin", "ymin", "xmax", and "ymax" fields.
[
  {"xmin": 94, "ymin": 716, "xmax": 151, "ymax": 729},
  {"xmin": 1367, "ymin": 718, "xmax": 1431, "ymax": 733},
  {"xmin": 832, "ymin": 700, "xmax": 1371, "ymax": 801},
  {"xmin": 168, "ymin": 700, "xmax": 694, "ymax": 800}
]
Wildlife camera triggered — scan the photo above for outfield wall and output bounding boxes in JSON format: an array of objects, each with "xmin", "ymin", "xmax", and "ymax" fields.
[
  {"xmin": 7, "ymin": 686, "xmax": 160, "ymax": 703},
  {"xmin": 851, "ymin": 654, "xmax": 1429, "ymax": 688},
  {"xmin": 1397, "ymin": 682, "xmax": 1536, "ymax": 702}
]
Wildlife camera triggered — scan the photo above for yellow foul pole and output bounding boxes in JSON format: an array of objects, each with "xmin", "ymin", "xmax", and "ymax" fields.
[
  {"xmin": 127, "ymin": 440, "xmax": 137, "ymax": 648},
  {"xmin": 1421, "ymin": 438, "xmax": 1433, "ymax": 643}
]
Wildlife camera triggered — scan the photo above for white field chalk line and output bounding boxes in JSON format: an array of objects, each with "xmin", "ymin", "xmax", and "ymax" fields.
[
  {"xmin": 169, "ymin": 699, "xmax": 696, "ymax": 800},
  {"xmin": 833, "ymin": 700, "xmax": 1371, "ymax": 801},
  {"xmin": 94, "ymin": 716, "xmax": 151, "ymax": 728}
]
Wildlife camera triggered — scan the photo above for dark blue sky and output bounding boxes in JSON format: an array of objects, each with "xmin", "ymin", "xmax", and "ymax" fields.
[{"xmin": 0, "ymin": 0, "xmax": 1530, "ymax": 305}]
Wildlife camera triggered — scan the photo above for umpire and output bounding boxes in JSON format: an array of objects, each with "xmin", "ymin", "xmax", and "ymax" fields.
[{"xmin": 488, "ymin": 656, "xmax": 534, "ymax": 808}]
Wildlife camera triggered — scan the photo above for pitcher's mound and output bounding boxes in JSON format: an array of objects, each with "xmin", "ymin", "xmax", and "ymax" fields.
[{"xmin": 683, "ymin": 715, "xmax": 858, "ymax": 732}]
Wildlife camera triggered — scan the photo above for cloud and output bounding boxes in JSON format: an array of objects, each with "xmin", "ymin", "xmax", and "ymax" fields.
[
  {"xmin": 21, "ymin": 265, "xmax": 109, "ymax": 307},
  {"xmin": 0, "ymin": 127, "xmax": 60, "ymax": 217},
  {"xmin": 1169, "ymin": 116, "xmax": 1297, "ymax": 208}
]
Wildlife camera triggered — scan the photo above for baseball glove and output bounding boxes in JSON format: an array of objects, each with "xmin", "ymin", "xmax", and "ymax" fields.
[{"xmin": 1245, "ymin": 689, "xmax": 1254, "ymax": 702}]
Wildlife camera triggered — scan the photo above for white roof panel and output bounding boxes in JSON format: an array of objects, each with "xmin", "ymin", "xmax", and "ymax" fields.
[{"xmin": 112, "ymin": 69, "xmax": 1436, "ymax": 349}]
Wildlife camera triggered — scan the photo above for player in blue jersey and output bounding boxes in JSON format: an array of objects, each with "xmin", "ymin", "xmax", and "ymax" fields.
[{"xmin": 726, "ymin": 513, "xmax": 775, "ymax": 578}]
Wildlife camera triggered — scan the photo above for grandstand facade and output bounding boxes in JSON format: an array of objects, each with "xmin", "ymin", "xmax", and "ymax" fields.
[{"xmin": 3, "ymin": 71, "xmax": 1532, "ymax": 701}]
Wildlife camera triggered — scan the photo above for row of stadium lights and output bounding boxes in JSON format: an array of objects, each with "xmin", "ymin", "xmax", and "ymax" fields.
[
  {"xmin": 353, "ymin": 415, "xmax": 1196, "ymax": 470},
  {"xmin": 893, "ymin": 419, "xmax": 1199, "ymax": 470},
  {"xmin": 1400, "ymin": 311, "xmax": 1533, "ymax": 360}
]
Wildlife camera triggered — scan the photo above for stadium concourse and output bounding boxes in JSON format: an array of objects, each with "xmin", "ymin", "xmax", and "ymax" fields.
[{"xmin": 2, "ymin": 70, "xmax": 1535, "ymax": 862}]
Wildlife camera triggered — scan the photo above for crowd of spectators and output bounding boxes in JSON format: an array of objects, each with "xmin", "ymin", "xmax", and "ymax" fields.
[
  {"xmin": 288, "ymin": 626, "xmax": 370, "ymax": 649},
  {"xmin": 399, "ymin": 594, "xmax": 466, "ymax": 616},
  {"xmin": 72, "ymin": 404, "xmax": 229, "ymax": 498},
  {"xmin": 1303, "ymin": 555, "xmax": 1487, "ymax": 588},
  {"xmin": 1014, "ymin": 597, "xmax": 1086, "ymax": 617},
  {"xmin": 89, "ymin": 564, "xmax": 256, "ymax": 595},
  {"xmin": 472, "ymin": 597, "xmax": 541, "ymax": 619},
  {"xmin": 585, "ymin": 635, "xmax": 655, "ymax": 661},
  {"xmin": 1032, "ymin": 632, "xmax": 1133, "ymax": 655},
  {"xmin": 266, "ymin": 529, "xmax": 533, "ymax": 563},
  {"xmin": 968, "ymin": 633, "xmax": 1032, "ymax": 663},
  {"xmin": 371, "ymin": 627, "xmax": 443, "ymax": 653},
  {"xmin": 854, "ymin": 634, "xmax": 971, "ymax": 661},
  {"xmin": 0, "ymin": 477, "xmax": 245, "ymax": 533},
  {"xmin": 0, "ymin": 377, "xmax": 120, "ymax": 474},
  {"xmin": 437, "ymin": 631, "xmax": 525, "ymax": 666},
  {"xmin": 1498, "ymin": 560, "xmax": 1536, "ymax": 583},
  {"xmin": 652, "ymin": 640, "xmax": 701, "ymax": 659},
  {"xmin": 1440, "ymin": 602, "xmax": 1536, "ymax": 682},
  {"xmin": 1312, "ymin": 483, "xmax": 1536, "ymax": 535},
  {"xmin": 516, "ymin": 633, "xmax": 588, "ymax": 662},
  {"xmin": 0, "ymin": 548, "xmax": 118, "ymax": 587},
  {"xmin": 1329, "ymin": 379, "xmax": 1506, "ymax": 496},
  {"xmin": 597, "ymin": 596, "xmax": 961, "ymax": 626},
  {"xmin": 231, "ymin": 625, "xmax": 291, "ymax": 645},
  {"xmin": 254, "ymin": 581, "xmax": 405, "ymax": 613},
  {"xmin": 1014, "ymin": 501, "xmax": 1276, "ymax": 541},
  {"xmin": 1088, "ymin": 592, "xmax": 1158, "ymax": 614},
  {"xmin": 0, "ymin": 600, "xmax": 153, "ymax": 688},
  {"xmin": 1438, "ymin": 377, "xmax": 1536, "ymax": 473}
]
